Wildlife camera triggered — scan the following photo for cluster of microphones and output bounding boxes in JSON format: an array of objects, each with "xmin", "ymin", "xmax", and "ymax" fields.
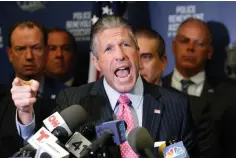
[{"xmin": 12, "ymin": 104, "xmax": 189, "ymax": 158}]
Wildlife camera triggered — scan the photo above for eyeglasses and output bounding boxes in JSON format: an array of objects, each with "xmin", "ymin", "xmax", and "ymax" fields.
[
  {"xmin": 175, "ymin": 34, "xmax": 210, "ymax": 49},
  {"xmin": 13, "ymin": 45, "xmax": 44, "ymax": 56}
]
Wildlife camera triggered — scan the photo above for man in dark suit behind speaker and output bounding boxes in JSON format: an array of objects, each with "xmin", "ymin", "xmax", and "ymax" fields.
[
  {"xmin": 0, "ymin": 21, "xmax": 66, "ymax": 157},
  {"xmin": 134, "ymin": 28, "xmax": 167, "ymax": 86},
  {"xmin": 135, "ymin": 27, "xmax": 220, "ymax": 158},
  {"xmin": 9, "ymin": 16, "xmax": 199, "ymax": 157},
  {"xmin": 45, "ymin": 28, "xmax": 83, "ymax": 87},
  {"xmin": 162, "ymin": 17, "xmax": 225, "ymax": 157}
]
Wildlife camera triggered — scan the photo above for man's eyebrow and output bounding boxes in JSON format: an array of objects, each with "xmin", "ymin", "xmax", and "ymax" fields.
[{"xmin": 140, "ymin": 52, "xmax": 152, "ymax": 56}]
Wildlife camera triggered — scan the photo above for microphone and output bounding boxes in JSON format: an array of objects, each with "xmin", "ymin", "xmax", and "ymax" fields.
[
  {"xmin": 127, "ymin": 127, "xmax": 155, "ymax": 158},
  {"xmin": 27, "ymin": 127, "xmax": 59, "ymax": 149},
  {"xmin": 34, "ymin": 140, "xmax": 69, "ymax": 158},
  {"xmin": 157, "ymin": 142, "xmax": 166, "ymax": 158},
  {"xmin": 162, "ymin": 140, "xmax": 189, "ymax": 158},
  {"xmin": 28, "ymin": 105, "xmax": 88, "ymax": 149},
  {"xmin": 51, "ymin": 126, "xmax": 69, "ymax": 144},
  {"xmin": 13, "ymin": 126, "xmax": 60, "ymax": 156},
  {"xmin": 65, "ymin": 132, "xmax": 92, "ymax": 158},
  {"xmin": 12, "ymin": 144, "xmax": 36, "ymax": 157},
  {"xmin": 80, "ymin": 123, "xmax": 96, "ymax": 141},
  {"xmin": 79, "ymin": 120, "xmax": 127, "ymax": 157},
  {"xmin": 78, "ymin": 116, "xmax": 117, "ymax": 141},
  {"xmin": 38, "ymin": 152, "xmax": 52, "ymax": 158},
  {"xmin": 43, "ymin": 104, "xmax": 89, "ymax": 138},
  {"xmin": 14, "ymin": 105, "xmax": 89, "ymax": 157},
  {"xmin": 96, "ymin": 120, "xmax": 127, "ymax": 145}
]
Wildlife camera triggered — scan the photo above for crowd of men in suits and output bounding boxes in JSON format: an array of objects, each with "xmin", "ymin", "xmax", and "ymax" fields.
[{"xmin": 0, "ymin": 15, "xmax": 236, "ymax": 158}]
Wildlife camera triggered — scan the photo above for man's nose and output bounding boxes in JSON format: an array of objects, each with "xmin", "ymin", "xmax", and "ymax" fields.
[
  {"xmin": 55, "ymin": 48, "xmax": 63, "ymax": 58},
  {"xmin": 25, "ymin": 48, "xmax": 33, "ymax": 60},
  {"xmin": 187, "ymin": 40, "xmax": 195, "ymax": 52},
  {"xmin": 115, "ymin": 46, "xmax": 125, "ymax": 61}
]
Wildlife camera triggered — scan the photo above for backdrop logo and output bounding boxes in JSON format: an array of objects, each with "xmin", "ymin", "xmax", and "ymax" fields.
[
  {"xmin": 168, "ymin": 5, "xmax": 204, "ymax": 38},
  {"xmin": 65, "ymin": 11, "xmax": 91, "ymax": 42},
  {"xmin": 17, "ymin": 1, "xmax": 46, "ymax": 12}
]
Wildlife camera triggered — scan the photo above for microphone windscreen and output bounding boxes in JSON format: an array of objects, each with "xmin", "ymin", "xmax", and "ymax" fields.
[
  {"xmin": 60, "ymin": 104, "xmax": 89, "ymax": 132},
  {"xmin": 128, "ymin": 127, "xmax": 154, "ymax": 154},
  {"xmin": 39, "ymin": 152, "xmax": 52, "ymax": 158},
  {"xmin": 80, "ymin": 123, "xmax": 96, "ymax": 140}
]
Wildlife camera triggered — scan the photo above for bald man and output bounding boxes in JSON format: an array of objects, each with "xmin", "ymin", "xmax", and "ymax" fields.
[{"xmin": 163, "ymin": 18, "xmax": 221, "ymax": 158}]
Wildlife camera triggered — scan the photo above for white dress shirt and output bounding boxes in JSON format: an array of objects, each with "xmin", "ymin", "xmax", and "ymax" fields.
[
  {"xmin": 171, "ymin": 68, "xmax": 205, "ymax": 97},
  {"xmin": 103, "ymin": 75, "xmax": 144, "ymax": 127}
]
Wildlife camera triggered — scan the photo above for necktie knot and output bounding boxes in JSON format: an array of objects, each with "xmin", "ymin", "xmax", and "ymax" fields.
[
  {"xmin": 118, "ymin": 94, "xmax": 131, "ymax": 105},
  {"xmin": 181, "ymin": 79, "xmax": 194, "ymax": 93}
]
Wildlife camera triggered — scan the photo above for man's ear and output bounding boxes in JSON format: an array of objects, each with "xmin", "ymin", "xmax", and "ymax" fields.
[
  {"xmin": 7, "ymin": 47, "xmax": 13, "ymax": 63},
  {"xmin": 160, "ymin": 55, "xmax": 167, "ymax": 73},
  {"xmin": 92, "ymin": 55, "xmax": 101, "ymax": 72}
]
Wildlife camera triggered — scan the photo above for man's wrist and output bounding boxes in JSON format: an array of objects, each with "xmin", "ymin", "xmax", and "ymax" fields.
[{"xmin": 17, "ymin": 108, "xmax": 34, "ymax": 125}]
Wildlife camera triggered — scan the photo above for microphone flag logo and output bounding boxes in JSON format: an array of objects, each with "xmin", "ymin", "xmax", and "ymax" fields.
[{"xmin": 163, "ymin": 141, "xmax": 188, "ymax": 158}]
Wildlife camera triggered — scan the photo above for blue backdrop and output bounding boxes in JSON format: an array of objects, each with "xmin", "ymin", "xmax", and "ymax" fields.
[
  {"xmin": 0, "ymin": 1, "xmax": 236, "ymax": 84},
  {"xmin": 149, "ymin": 1, "xmax": 236, "ymax": 78}
]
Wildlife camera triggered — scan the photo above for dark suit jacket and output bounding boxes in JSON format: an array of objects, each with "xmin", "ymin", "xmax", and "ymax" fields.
[
  {"xmin": 162, "ymin": 73, "xmax": 221, "ymax": 158},
  {"xmin": 0, "ymin": 76, "xmax": 66, "ymax": 158},
  {"xmin": 55, "ymin": 77, "xmax": 199, "ymax": 158},
  {"xmin": 211, "ymin": 79, "xmax": 236, "ymax": 157}
]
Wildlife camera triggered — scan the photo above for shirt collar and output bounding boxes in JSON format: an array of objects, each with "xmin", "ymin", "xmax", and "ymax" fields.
[
  {"xmin": 64, "ymin": 77, "xmax": 75, "ymax": 87},
  {"xmin": 173, "ymin": 68, "xmax": 205, "ymax": 85},
  {"xmin": 103, "ymin": 75, "xmax": 144, "ymax": 111}
]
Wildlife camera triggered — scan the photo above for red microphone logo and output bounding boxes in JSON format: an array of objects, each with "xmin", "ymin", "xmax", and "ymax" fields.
[
  {"xmin": 48, "ymin": 115, "xmax": 60, "ymax": 128},
  {"xmin": 37, "ymin": 130, "xmax": 49, "ymax": 142}
]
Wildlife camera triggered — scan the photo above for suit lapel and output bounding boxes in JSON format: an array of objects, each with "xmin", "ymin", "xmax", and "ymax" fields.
[
  {"xmin": 42, "ymin": 76, "xmax": 57, "ymax": 101},
  {"xmin": 85, "ymin": 77, "xmax": 114, "ymax": 124},
  {"xmin": 142, "ymin": 79, "xmax": 164, "ymax": 140},
  {"xmin": 34, "ymin": 77, "xmax": 56, "ymax": 129},
  {"xmin": 188, "ymin": 95, "xmax": 208, "ymax": 126},
  {"xmin": 85, "ymin": 77, "xmax": 121, "ymax": 158},
  {"xmin": 200, "ymin": 79, "xmax": 215, "ymax": 104}
]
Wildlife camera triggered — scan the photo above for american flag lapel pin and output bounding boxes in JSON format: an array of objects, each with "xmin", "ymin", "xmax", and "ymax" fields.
[
  {"xmin": 50, "ymin": 94, "xmax": 56, "ymax": 99},
  {"xmin": 208, "ymin": 89, "xmax": 214, "ymax": 93},
  {"xmin": 154, "ymin": 109, "xmax": 161, "ymax": 114}
]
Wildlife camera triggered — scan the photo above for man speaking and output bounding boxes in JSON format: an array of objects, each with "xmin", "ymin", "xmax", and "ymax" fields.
[{"xmin": 11, "ymin": 15, "xmax": 199, "ymax": 157}]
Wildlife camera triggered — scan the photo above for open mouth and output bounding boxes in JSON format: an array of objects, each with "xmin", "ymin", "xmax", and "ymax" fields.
[{"xmin": 115, "ymin": 66, "xmax": 130, "ymax": 78}]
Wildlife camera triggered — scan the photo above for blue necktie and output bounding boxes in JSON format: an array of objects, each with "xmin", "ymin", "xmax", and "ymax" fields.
[{"xmin": 181, "ymin": 79, "xmax": 194, "ymax": 94}]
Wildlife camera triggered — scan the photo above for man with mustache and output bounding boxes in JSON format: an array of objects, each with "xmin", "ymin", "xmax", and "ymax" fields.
[{"xmin": 10, "ymin": 16, "xmax": 199, "ymax": 157}]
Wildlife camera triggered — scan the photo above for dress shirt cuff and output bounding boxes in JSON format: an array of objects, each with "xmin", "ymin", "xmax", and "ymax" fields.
[{"xmin": 16, "ymin": 109, "xmax": 35, "ymax": 140}]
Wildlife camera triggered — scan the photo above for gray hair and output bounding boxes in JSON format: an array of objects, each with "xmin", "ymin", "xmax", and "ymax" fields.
[{"xmin": 90, "ymin": 15, "xmax": 139, "ymax": 57}]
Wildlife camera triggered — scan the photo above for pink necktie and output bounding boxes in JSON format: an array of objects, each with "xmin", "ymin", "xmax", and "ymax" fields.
[{"xmin": 117, "ymin": 94, "xmax": 139, "ymax": 158}]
